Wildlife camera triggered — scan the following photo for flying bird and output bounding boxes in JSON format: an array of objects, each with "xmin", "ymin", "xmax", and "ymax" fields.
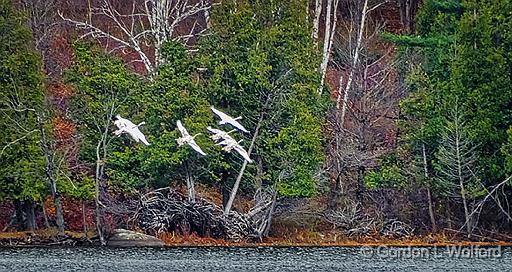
[
  {"xmin": 210, "ymin": 106, "xmax": 250, "ymax": 133},
  {"xmin": 176, "ymin": 120, "xmax": 207, "ymax": 156},
  {"xmin": 233, "ymin": 144, "xmax": 252, "ymax": 163},
  {"xmin": 207, "ymin": 126, "xmax": 236, "ymax": 141},
  {"xmin": 113, "ymin": 114, "xmax": 150, "ymax": 146},
  {"xmin": 215, "ymin": 137, "xmax": 252, "ymax": 163}
]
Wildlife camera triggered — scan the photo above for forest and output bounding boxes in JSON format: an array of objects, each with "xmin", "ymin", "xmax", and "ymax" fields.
[{"xmin": 1, "ymin": 0, "xmax": 511, "ymax": 246}]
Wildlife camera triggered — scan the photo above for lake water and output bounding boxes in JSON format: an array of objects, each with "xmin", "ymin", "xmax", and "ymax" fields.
[{"xmin": 0, "ymin": 246, "xmax": 511, "ymax": 271}]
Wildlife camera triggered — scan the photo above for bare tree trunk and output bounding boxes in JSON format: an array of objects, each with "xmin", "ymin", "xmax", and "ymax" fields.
[
  {"xmin": 223, "ymin": 124, "xmax": 261, "ymax": 214},
  {"xmin": 262, "ymin": 189, "xmax": 278, "ymax": 237},
  {"xmin": 317, "ymin": 0, "xmax": 334, "ymax": 94},
  {"xmin": 446, "ymin": 197, "xmax": 452, "ymax": 229},
  {"xmin": 23, "ymin": 199, "xmax": 36, "ymax": 232},
  {"xmin": 13, "ymin": 200, "xmax": 22, "ymax": 230},
  {"xmin": 53, "ymin": 191, "xmax": 65, "ymax": 236},
  {"xmin": 185, "ymin": 161, "xmax": 196, "ymax": 203},
  {"xmin": 82, "ymin": 200, "xmax": 88, "ymax": 238},
  {"xmin": 422, "ymin": 143, "xmax": 437, "ymax": 232},
  {"xmin": 456, "ymin": 137, "xmax": 472, "ymax": 238},
  {"xmin": 41, "ymin": 202, "xmax": 50, "ymax": 228},
  {"xmin": 312, "ymin": 0, "xmax": 323, "ymax": 43},
  {"xmin": 224, "ymin": 101, "xmax": 267, "ymax": 214},
  {"xmin": 37, "ymin": 114, "xmax": 65, "ymax": 236},
  {"xmin": 95, "ymin": 137, "xmax": 106, "ymax": 245},
  {"xmin": 339, "ymin": 0, "xmax": 368, "ymax": 129},
  {"xmin": 204, "ymin": 0, "xmax": 212, "ymax": 28}
]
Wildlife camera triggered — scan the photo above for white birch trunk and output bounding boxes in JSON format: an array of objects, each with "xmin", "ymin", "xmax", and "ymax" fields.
[
  {"xmin": 338, "ymin": 0, "xmax": 368, "ymax": 128},
  {"xmin": 317, "ymin": 0, "xmax": 334, "ymax": 95},
  {"xmin": 312, "ymin": 0, "xmax": 322, "ymax": 42}
]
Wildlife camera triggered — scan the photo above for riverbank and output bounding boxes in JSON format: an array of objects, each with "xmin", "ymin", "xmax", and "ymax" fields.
[{"xmin": 2, "ymin": 228, "xmax": 512, "ymax": 247}]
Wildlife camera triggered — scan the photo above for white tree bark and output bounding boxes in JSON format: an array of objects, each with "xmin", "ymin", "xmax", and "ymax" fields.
[
  {"xmin": 312, "ymin": 0, "xmax": 323, "ymax": 42},
  {"xmin": 223, "ymin": 69, "xmax": 292, "ymax": 215},
  {"xmin": 338, "ymin": 0, "xmax": 368, "ymax": 128},
  {"xmin": 60, "ymin": 0, "xmax": 211, "ymax": 76},
  {"xmin": 422, "ymin": 143, "xmax": 437, "ymax": 232},
  {"xmin": 185, "ymin": 161, "xmax": 196, "ymax": 203},
  {"xmin": 454, "ymin": 121, "xmax": 472, "ymax": 238},
  {"xmin": 317, "ymin": 0, "xmax": 334, "ymax": 95},
  {"xmin": 224, "ymin": 106, "xmax": 266, "ymax": 214}
]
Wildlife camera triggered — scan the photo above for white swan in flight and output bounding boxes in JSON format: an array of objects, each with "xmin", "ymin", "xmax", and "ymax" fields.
[
  {"xmin": 210, "ymin": 106, "xmax": 250, "ymax": 133},
  {"xmin": 207, "ymin": 126, "xmax": 236, "ymax": 141},
  {"xmin": 176, "ymin": 120, "xmax": 207, "ymax": 156},
  {"xmin": 113, "ymin": 115, "xmax": 150, "ymax": 146},
  {"xmin": 215, "ymin": 137, "xmax": 252, "ymax": 163}
]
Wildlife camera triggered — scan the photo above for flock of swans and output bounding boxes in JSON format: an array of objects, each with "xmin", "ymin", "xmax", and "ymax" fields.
[{"xmin": 113, "ymin": 106, "xmax": 252, "ymax": 163}]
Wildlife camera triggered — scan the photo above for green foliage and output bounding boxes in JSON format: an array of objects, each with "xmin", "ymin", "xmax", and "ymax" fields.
[
  {"xmin": 65, "ymin": 0, "xmax": 326, "ymax": 199},
  {"xmin": 198, "ymin": 0, "xmax": 325, "ymax": 197},
  {"xmin": 59, "ymin": 172, "xmax": 95, "ymax": 200},
  {"xmin": 388, "ymin": 0, "xmax": 512, "ymax": 200},
  {"xmin": 451, "ymin": 0, "xmax": 512, "ymax": 182},
  {"xmin": 113, "ymin": 40, "xmax": 216, "ymax": 190},
  {"xmin": 381, "ymin": 32, "xmax": 454, "ymax": 48},
  {"xmin": 364, "ymin": 154, "xmax": 407, "ymax": 190},
  {"xmin": 0, "ymin": 0, "xmax": 47, "ymax": 201},
  {"xmin": 65, "ymin": 43, "xmax": 143, "ymax": 190},
  {"xmin": 503, "ymin": 127, "xmax": 512, "ymax": 174}
]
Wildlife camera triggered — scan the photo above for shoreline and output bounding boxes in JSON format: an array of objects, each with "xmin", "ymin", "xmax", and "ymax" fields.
[{"xmin": 1, "ymin": 229, "xmax": 512, "ymax": 248}]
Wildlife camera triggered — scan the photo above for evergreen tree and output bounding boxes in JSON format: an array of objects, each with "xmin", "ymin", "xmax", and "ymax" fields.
[
  {"xmin": 381, "ymin": 0, "xmax": 512, "ymax": 231},
  {"xmin": 197, "ymin": 0, "xmax": 326, "ymax": 198},
  {"xmin": 0, "ymin": 0, "xmax": 49, "ymax": 231}
]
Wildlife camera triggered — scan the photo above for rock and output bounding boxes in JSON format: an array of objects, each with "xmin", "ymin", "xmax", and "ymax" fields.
[{"xmin": 107, "ymin": 229, "xmax": 165, "ymax": 247}]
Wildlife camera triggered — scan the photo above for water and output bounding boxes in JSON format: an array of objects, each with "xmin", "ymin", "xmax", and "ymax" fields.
[{"xmin": 0, "ymin": 246, "xmax": 511, "ymax": 271}]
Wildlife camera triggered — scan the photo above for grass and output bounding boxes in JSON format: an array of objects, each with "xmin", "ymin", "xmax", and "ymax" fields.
[{"xmin": 1, "ymin": 228, "xmax": 512, "ymax": 247}]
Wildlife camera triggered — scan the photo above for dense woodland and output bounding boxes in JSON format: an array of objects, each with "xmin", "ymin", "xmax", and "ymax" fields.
[{"xmin": 1, "ymin": 0, "xmax": 512, "ymax": 245}]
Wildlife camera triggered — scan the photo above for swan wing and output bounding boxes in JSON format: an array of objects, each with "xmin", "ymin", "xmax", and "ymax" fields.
[
  {"xmin": 176, "ymin": 120, "xmax": 190, "ymax": 137},
  {"xmin": 130, "ymin": 127, "xmax": 150, "ymax": 146},
  {"xmin": 234, "ymin": 145, "xmax": 252, "ymax": 163},
  {"xmin": 123, "ymin": 118, "xmax": 137, "ymax": 129},
  {"xmin": 229, "ymin": 120, "xmax": 250, "ymax": 133},
  {"xmin": 114, "ymin": 119, "xmax": 124, "ymax": 129},
  {"xmin": 211, "ymin": 106, "xmax": 232, "ymax": 121},
  {"xmin": 188, "ymin": 140, "xmax": 207, "ymax": 156},
  {"xmin": 207, "ymin": 126, "xmax": 224, "ymax": 135}
]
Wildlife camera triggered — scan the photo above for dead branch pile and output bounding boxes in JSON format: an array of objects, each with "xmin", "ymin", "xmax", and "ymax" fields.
[
  {"xmin": 324, "ymin": 203, "xmax": 379, "ymax": 236},
  {"xmin": 130, "ymin": 188, "xmax": 257, "ymax": 241},
  {"xmin": 380, "ymin": 219, "xmax": 414, "ymax": 238}
]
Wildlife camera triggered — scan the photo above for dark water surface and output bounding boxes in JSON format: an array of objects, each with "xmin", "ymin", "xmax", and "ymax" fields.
[{"xmin": 0, "ymin": 246, "xmax": 511, "ymax": 271}]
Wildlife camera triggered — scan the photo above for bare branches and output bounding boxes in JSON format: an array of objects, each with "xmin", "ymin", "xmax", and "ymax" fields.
[
  {"xmin": 436, "ymin": 104, "xmax": 478, "ymax": 237},
  {"xmin": 469, "ymin": 175, "xmax": 512, "ymax": 222},
  {"xmin": 132, "ymin": 187, "xmax": 257, "ymax": 241},
  {"xmin": 59, "ymin": 0, "xmax": 211, "ymax": 76}
]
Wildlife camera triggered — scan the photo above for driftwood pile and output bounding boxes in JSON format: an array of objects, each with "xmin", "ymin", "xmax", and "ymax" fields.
[{"xmin": 130, "ymin": 188, "xmax": 258, "ymax": 241}]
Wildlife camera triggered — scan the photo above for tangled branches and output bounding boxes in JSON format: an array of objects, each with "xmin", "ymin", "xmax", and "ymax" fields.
[
  {"xmin": 380, "ymin": 219, "xmax": 414, "ymax": 238},
  {"xmin": 130, "ymin": 188, "xmax": 257, "ymax": 241},
  {"xmin": 324, "ymin": 203, "xmax": 379, "ymax": 237}
]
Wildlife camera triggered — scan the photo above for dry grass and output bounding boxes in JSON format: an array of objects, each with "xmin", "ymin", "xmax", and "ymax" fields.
[{"xmin": 1, "ymin": 228, "xmax": 512, "ymax": 247}]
